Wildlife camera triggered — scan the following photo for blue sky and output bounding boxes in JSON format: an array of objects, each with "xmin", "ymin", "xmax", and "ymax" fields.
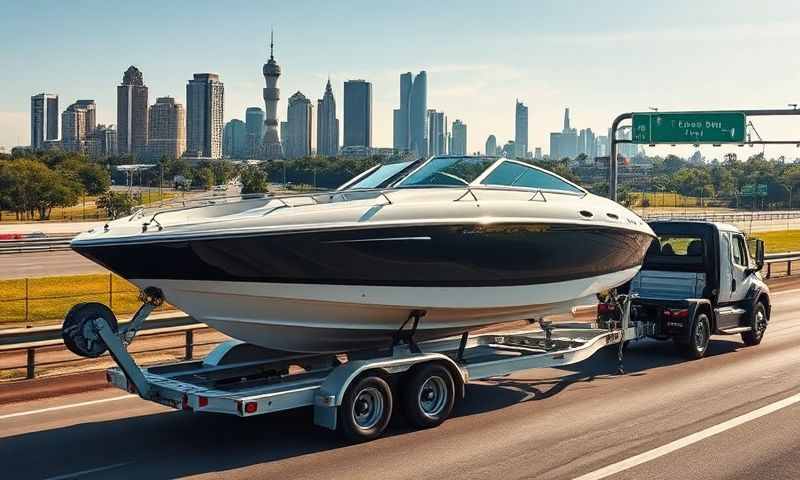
[{"xmin": 2, "ymin": 0, "xmax": 800, "ymax": 158}]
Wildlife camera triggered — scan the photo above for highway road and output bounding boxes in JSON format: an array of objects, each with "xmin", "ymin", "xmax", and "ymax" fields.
[{"xmin": 1, "ymin": 278, "xmax": 799, "ymax": 479}]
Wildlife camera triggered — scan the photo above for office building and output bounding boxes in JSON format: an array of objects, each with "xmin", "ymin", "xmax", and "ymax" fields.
[
  {"xmin": 285, "ymin": 91, "xmax": 312, "ymax": 159},
  {"xmin": 485, "ymin": 135, "xmax": 497, "ymax": 156},
  {"xmin": 30, "ymin": 93, "xmax": 58, "ymax": 149},
  {"xmin": 88, "ymin": 124, "xmax": 117, "ymax": 158},
  {"xmin": 261, "ymin": 31, "xmax": 283, "ymax": 159},
  {"xmin": 515, "ymin": 100, "xmax": 528, "ymax": 158},
  {"xmin": 117, "ymin": 66, "xmax": 149, "ymax": 157},
  {"xmin": 61, "ymin": 102, "xmax": 89, "ymax": 152},
  {"xmin": 316, "ymin": 78, "xmax": 339, "ymax": 156},
  {"xmin": 534, "ymin": 147, "xmax": 542, "ymax": 160},
  {"xmin": 147, "ymin": 96, "xmax": 186, "ymax": 160},
  {"xmin": 186, "ymin": 73, "xmax": 224, "ymax": 159},
  {"xmin": 245, "ymin": 107, "xmax": 265, "ymax": 158},
  {"xmin": 450, "ymin": 119, "xmax": 467, "ymax": 155},
  {"xmin": 549, "ymin": 107, "xmax": 578, "ymax": 160},
  {"xmin": 223, "ymin": 119, "xmax": 248, "ymax": 158},
  {"xmin": 393, "ymin": 72, "xmax": 413, "ymax": 151},
  {"xmin": 74, "ymin": 100, "xmax": 96, "ymax": 135},
  {"xmin": 343, "ymin": 79, "xmax": 372, "ymax": 148},
  {"xmin": 393, "ymin": 71, "xmax": 427, "ymax": 158},
  {"xmin": 427, "ymin": 109, "xmax": 447, "ymax": 156}
]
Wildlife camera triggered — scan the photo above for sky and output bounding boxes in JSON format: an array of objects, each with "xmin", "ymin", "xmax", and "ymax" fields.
[{"xmin": 2, "ymin": 0, "xmax": 800, "ymax": 160}]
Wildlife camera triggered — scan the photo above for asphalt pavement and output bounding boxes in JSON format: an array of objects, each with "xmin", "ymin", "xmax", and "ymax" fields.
[{"xmin": 1, "ymin": 280, "xmax": 799, "ymax": 479}]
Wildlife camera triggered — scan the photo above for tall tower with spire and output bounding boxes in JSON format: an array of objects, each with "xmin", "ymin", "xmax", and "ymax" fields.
[
  {"xmin": 316, "ymin": 78, "xmax": 339, "ymax": 156},
  {"xmin": 260, "ymin": 31, "xmax": 283, "ymax": 159}
]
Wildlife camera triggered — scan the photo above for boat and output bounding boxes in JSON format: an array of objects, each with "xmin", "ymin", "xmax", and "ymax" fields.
[{"xmin": 70, "ymin": 155, "xmax": 655, "ymax": 353}]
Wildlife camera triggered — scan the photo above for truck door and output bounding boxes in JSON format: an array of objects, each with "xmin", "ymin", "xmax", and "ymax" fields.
[{"xmin": 717, "ymin": 231, "xmax": 749, "ymax": 328}]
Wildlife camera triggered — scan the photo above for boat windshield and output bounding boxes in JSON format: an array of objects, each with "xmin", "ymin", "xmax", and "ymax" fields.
[
  {"xmin": 480, "ymin": 160, "xmax": 584, "ymax": 193},
  {"xmin": 338, "ymin": 160, "xmax": 417, "ymax": 191},
  {"xmin": 395, "ymin": 156, "xmax": 497, "ymax": 187}
]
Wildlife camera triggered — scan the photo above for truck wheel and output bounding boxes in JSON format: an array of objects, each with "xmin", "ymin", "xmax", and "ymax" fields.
[
  {"xmin": 402, "ymin": 363, "xmax": 455, "ymax": 429},
  {"xmin": 62, "ymin": 303, "xmax": 118, "ymax": 358},
  {"xmin": 339, "ymin": 374, "xmax": 393, "ymax": 442},
  {"xmin": 742, "ymin": 302, "xmax": 768, "ymax": 346},
  {"xmin": 677, "ymin": 312, "xmax": 710, "ymax": 360}
]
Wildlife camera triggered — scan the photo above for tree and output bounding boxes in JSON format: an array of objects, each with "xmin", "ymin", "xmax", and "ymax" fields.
[
  {"xmin": 193, "ymin": 167, "xmax": 215, "ymax": 190},
  {"xmin": 240, "ymin": 164, "xmax": 269, "ymax": 194},
  {"xmin": 77, "ymin": 163, "xmax": 111, "ymax": 195},
  {"xmin": 0, "ymin": 159, "xmax": 81, "ymax": 220},
  {"xmin": 96, "ymin": 191, "xmax": 135, "ymax": 219}
]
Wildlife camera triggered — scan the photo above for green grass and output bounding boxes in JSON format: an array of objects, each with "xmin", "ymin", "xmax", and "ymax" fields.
[
  {"xmin": 0, "ymin": 273, "xmax": 173, "ymax": 327},
  {"xmin": 0, "ymin": 191, "xmax": 178, "ymax": 223},
  {"xmin": 754, "ymin": 230, "xmax": 800, "ymax": 254}
]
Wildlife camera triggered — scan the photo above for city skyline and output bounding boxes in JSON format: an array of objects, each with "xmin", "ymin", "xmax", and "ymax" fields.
[{"xmin": 4, "ymin": 1, "xmax": 800, "ymax": 159}]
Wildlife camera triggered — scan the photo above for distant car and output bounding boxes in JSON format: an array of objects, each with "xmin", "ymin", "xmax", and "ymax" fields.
[{"xmin": 213, "ymin": 185, "xmax": 227, "ymax": 192}]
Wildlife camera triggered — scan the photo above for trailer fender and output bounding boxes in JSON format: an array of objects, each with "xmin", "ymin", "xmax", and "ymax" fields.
[{"xmin": 313, "ymin": 352, "xmax": 464, "ymax": 430}]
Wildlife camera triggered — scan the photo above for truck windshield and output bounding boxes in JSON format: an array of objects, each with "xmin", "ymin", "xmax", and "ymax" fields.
[{"xmin": 644, "ymin": 235, "xmax": 706, "ymax": 270}]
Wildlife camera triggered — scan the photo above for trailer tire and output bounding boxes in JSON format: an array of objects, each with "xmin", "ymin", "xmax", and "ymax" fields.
[
  {"xmin": 62, "ymin": 302, "xmax": 118, "ymax": 358},
  {"xmin": 339, "ymin": 374, "xmax": 393, "ymax": 442},
  {"xmin": 677, "ymin": 312, "xmax": 710, "ymax": 360},
  {"xmin": 402, "ymin": 363, "xmax": 455, "ymax": 429},
  {"xmin": 742, "ymin": 302, "xmax": 768, "ymax": 346}
]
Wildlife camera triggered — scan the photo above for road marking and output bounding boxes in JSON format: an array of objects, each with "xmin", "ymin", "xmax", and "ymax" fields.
[
  {"xmin": 573, "ymin": 391, "xmax": 800, "ymax": 480},
  {"xmin": 0, "ymin": 394, "xmax": 135, "ymax": 420},
  {"xmin": 44, "ymin": 462, "xmax": 131, "ymax": 480}
]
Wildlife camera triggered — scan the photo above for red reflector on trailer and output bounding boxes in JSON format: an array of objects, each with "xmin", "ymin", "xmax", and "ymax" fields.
[
  {"xmin": 198, "ymin": 396, "xmax": 208, "ymax": 408},
  {"xmin": 597, "ymin": 303, "xmax": 615, "ymax": 315},
  {"xmin": 244, "ymin": 402, "xmax": 258, "ymax": 414}
]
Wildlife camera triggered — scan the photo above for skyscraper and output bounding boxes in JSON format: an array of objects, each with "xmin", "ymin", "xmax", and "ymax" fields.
[
  {"xmin": 427, "ymin": 109, "xmax": 447, "ymax": 156},
  {"xmin": 515, "ymin": 100, "xmax": 528, "ymax": 158},
  {"xmin": 285, "ymin": 91, "xmax": 312, "ymax": 159},
  {"xmin": 30, "ymin": 93, "xmax": 58, "ymax": 149},
  {"xmin": 261, "ymin": 31, "xmax": 283, "ymax": 159},
  {"xmin": 550, "ymin": 107, "xmax": 578, "ymax": 160},
  {"xmin": 245, "ymin": 107, "xmax": 265, "ymax": 158},
  {"xmin": 74, "ymin": 100, "xmax": 96, "ymax": 135},
  {"xmin": 410, "ymin": 72, "xmax": 427, "ymax": 158},
  {"xmin": 451, "ymin": 119, "xmax": 467, "ymax": 155},
  {"xmin": 88, "ymin": 125, "xmax": 117, "ymax": 159},
  {"xmin": 393, "ymin": 72, "xmax": 413, "ymax": 151},
  {"xmin": 117, "ymin": 66, "xmax": 148, "ymax": 157},
  {"xmin": 343, "ymin": 80, "xmax": 372, "ymax": 148},
  {"xmin": 316, "ymin": 78, "xmax": 339, "ymax": 156},
  {"xmin": 485, "ymin": 135, "xmax": 497, "ymax": 156},
  {"xmin": 186, "ymin": 73, "xmax": 224, "ymax": 158},
  {"xmin": 223, "ymin": 119, "xmax": 248, "ymax": 159},
  {"xmin": 61, "ymin": 102, "xmax": 88, "ymax": 152},
  {"xmin": 147, "ymin": 96, "xmax": 186, "ymax": 160}
]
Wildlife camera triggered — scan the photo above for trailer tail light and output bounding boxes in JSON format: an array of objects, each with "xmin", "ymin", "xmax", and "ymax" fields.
[
  {"xmin": 198, "ymin": 396, "xmax": 208, "ymax": 408},
  {"xmin": 597, "ymin": 303, "xmax": 615, "ymax": 315},
  {"xmin": 244, "ymin": 402, "xmax": 258, "ymax": 414}
]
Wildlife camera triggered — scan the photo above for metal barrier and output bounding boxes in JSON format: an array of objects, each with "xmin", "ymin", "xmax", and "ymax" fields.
[
  {"xmin": 764, "ymin": 252, "xmax": 800, "ymax": 279},
  {"xmin": 0, "ymin": 235, "xmax": 74, "ymax": 255}
]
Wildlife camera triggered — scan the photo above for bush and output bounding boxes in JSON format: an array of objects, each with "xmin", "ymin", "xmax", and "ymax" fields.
[
  {"xmin": 96, "ymin": 191, "xmax": 135, "ymax": 219},
  {"xmin": 240, "ymin": 165, "xmax": 269, "ymax": 194}
]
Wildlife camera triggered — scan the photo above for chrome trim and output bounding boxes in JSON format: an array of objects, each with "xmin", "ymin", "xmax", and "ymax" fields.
[{"xmin": 323, "ymin": 236, "xmax": 432, "ymax": 244}]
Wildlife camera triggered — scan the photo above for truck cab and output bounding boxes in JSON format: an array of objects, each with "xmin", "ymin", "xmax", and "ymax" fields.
[{"xmin": 603, "ymin": 220, "xmax": 770, "ymax": 359}]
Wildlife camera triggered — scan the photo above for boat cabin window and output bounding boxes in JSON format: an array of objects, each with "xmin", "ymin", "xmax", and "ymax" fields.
[
  {"xmin": 342, "ymin": 161, "xmax": 415, "ymax": 190},
  {"xmin": 480, "ymin": 161, "xmax": 583, "ymax": 193},
  {"xmin": 396, "ymin": 156, "xmax": 496, "ymax": 187}
]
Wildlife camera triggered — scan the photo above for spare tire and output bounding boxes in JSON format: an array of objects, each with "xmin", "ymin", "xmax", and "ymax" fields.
[{"xmin": 62, "ymin": 303, "xmax": 118, "ymax": 358}]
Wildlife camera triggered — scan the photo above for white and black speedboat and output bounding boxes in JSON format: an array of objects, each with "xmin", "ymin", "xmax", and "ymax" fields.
[{"xmin": 71, "ymin": 156, "xmax": 655, "ymax": 353}]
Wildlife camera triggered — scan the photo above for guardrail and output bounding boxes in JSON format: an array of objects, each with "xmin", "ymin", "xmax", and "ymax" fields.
[
  {"xmin": 641, "ymin": 211, "xmax": 800, "ymax": 223},
  {"xmin": 0, "ymin": 235, "xmax": 74, "ymax": 255},
  {"xmin": 0, "ymin": 251, "xmax": 798, "ymax": 381}
]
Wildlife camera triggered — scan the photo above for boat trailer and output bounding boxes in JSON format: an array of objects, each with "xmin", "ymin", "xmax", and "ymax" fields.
[{"xmin": 61, "ymin": 292, "xmax": 640, "ymax": 441}]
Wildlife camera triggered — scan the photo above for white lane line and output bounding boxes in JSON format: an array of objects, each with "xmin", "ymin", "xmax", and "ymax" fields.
[
  {"xmin": 44, "ymin": 461, "xmax": 131, "ymax": 480},
  {"xmin": 573, "ymin": 391, "xmax": 800, "ymax": 480},
  {"xmin": 0, "ymin": 394, "xmax": 135, "ymax": 420}
]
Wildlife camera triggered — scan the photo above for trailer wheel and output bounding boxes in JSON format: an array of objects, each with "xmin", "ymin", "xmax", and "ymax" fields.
[
  {"xmin": 62, "ymin": 303, "xmax": 118, "ymax": 358},
  {"xmin": 402, "ymin": 363, "xmax": 455, "ymax": 429},
  {"xmin": 677, "ymin": 312, "xmax": 710, "ymax": 360},
  {"xmin": 742, "ymin": 302, "xmax": 768, "ymax": 346},
  {"xmin": 339, "ymin": 374, "xmax": 393, "ymax": 442}
]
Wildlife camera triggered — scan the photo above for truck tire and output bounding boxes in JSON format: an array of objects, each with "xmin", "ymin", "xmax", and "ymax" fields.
[
  {"xmin": 677, "ymin": 312, "xmax": 710, "ymax": 360},
  {"xmin": 401, "ymin": 363, "xmax": 455, "ymax": 429},
  {"xmin": 742, "ymin": 302, "xmax": 768, "ymax": 346},
  {"xmin": 339, "ymin": 374, "xmax": 393, "ymax": 442}
]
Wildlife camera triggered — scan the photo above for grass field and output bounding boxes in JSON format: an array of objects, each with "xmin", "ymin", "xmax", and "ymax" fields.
[
  {"xmin": 755, "ymin": 230, "xmax": 800, "ymax": 254},
  {"xmin": 0, "ymin": 273, "xmax": 174, "ymax": 327}
]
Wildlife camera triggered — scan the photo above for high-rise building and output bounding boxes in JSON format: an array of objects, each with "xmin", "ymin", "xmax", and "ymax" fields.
[
  {"xmin": 410, "ymin": 72, "xmax": 427, "ymax": 158},
  {"xmin": 550, "ymin": 107, "xmax": 578, "ymax": 160},
  {"xmin": 285, "ymin": 91, "xmax": 312, "ymax": 159},
  {"xmin": 245, "ymin": 107, "xmax": 265, "ymax": 158},
  {"xmin": 485, "ymin": 135, "xmax": 497, "ymax": 156},
  {"xmin": 280, "ymin": 121, "xmax": 288, "ymax": 154},
  {"xmin": 61, "ymin": 102, "xmax": 88, "ymax": 152},
  {"xmin": 186, "ymin": 73, "xmax": 224, "ymax": 158},
  {"xmin": 451, "ymin": 119, "xmax": 467, "ymax": 155},
  {"xmin": 223, "ymin": 119, "xmax": 248, "ymax": 159},
  {"xmin": 117, "ymin": 66, "xmax": 149, "ymax": 157},
  {"xmin": 343, "ymin": 80, "xmax": 372, "ymax": 148},
  {"xmin": 316, "ymin": 78, "xmax": 339, "ymax": 156},
  {"xmin": 515, "ymin": 100, "xmax": 528, "ymax": 159},
  {"xmin": 534, "ymin": 147, "xmax": 542, "ymax": 160},
  {"xmin": 30, "ymin": 93, "xmax": 58, "ymax": 149},
  {"xmin": 393, "ymin": 72, "xmax": 413, "ymax": 151},
  {"xmin": 74, "ymin": 100, "xmax": 96, "ymax": 135},
  {"xmin": 502, "ymin": 140, "xmax": 515, "ymax": 159},
  {"xmin": 147, "ymin": 96, "xmax": 186, "ymax": 160},
  {"xmin": 427, "ymin": 109, "xmax": 447, "ymax": 156},
  {"xmin": 261, "ymin": 31, "xmax": 283, "ymax": 159},
  {"xmin": 87, "ymin": 124, "xmax": 117, "ymax": 159},
  {"xmin": 578, "ymin": 127, "xmax": 596, "ymax": 161}
]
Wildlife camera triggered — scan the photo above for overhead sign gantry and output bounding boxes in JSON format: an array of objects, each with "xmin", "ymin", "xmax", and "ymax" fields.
[{"xmin": 608, "ymin": 108, "xmax": 800, "ymax": 201}]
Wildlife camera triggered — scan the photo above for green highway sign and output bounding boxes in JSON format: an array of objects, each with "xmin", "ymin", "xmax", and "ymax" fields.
[
  {"xmin": 756, "ymin": 184, "xmax": 768, "ymax": 196},
  {"xmin": 632, "ymin": 112, "xmax": 747, "ymax": 144},
  {"xmin": 741, "ymin": 185, "xmax": 754, "ymax": 196},
  {"xmin": 741, "ymin": 184, "xmax": 769, "ymax": 197}
]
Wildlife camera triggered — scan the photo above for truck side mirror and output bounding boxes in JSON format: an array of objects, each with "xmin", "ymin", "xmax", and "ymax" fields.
[{"xmin": 754, "ymin": 239, "xmax": 765, "ymax": 271}]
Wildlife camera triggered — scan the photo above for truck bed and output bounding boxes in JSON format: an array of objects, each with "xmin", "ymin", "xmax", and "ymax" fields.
[{"xmin": 630, "ymin": 269, "xmax": 706, "ymax": 300}]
